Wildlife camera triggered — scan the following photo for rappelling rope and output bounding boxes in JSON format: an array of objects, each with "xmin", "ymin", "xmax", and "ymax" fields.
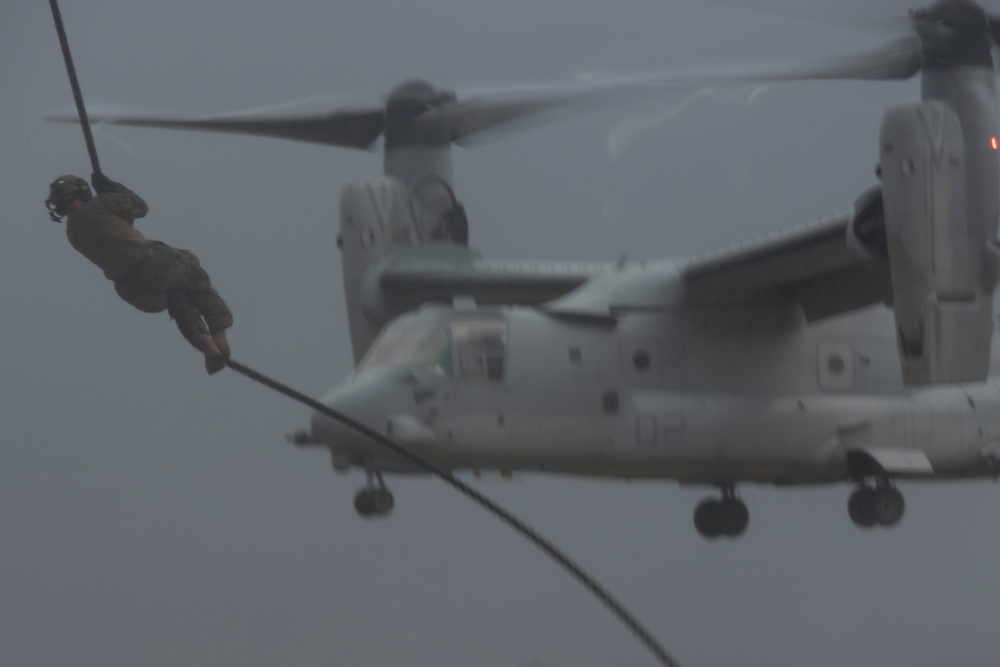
[
  {"xmin": 49, "ymin": 0, "xmax": 102, "ymax": 176},
  {"xmin": 223, "ymin": 357, "xmax": 681, "ymax": 667}
]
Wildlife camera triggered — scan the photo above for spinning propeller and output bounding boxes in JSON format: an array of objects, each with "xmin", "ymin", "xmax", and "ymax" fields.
[
  {"xmin": 48, "ymin": 78, "xmax": 666, "ymax": 151},
  {"xmin": 48, "ymin": 2, "xmax": 1000, "ymax": 157},
  {"xmin": 729, "ymin": 0, "xmax": 1000, "ymax": 81}
]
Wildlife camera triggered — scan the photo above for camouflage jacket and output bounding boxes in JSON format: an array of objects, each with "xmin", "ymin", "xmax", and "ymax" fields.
[{"xmin": 65, "ymin": 180, "xmax": 153, "ymax": 281}]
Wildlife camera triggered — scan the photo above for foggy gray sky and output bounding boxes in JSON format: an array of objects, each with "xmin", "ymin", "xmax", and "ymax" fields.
[{"xmin": 2, "ymin": 1, "xmax": 998, "ymax": 666}]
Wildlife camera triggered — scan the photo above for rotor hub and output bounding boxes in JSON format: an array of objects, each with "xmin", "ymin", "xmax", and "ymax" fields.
[{"xmin": 912, "ymin": 0, "xmax": 994, "ymax": 67}]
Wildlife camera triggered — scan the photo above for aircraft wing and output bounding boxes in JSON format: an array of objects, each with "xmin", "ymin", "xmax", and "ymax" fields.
[
  {"xmin": 377, "ymin": 248, "xmax": 618, "ymax": 307},
  {"xmin": 375, "ymin": 212, "xmax": 892, "ymax": 322},
  {"xmin": 683, "ymin": 212, "xmax": 892, "ymax": 321}
]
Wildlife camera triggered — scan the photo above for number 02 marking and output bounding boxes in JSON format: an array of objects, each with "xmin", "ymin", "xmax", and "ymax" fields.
[{"xmin": 634, "ymin": 413, "xmax": 687, "ymax": 447}]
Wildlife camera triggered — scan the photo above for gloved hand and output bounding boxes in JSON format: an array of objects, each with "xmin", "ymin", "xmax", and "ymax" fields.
[{"xmin": 91, "ymin": 171, "xmax": 119, "ymax": 194}]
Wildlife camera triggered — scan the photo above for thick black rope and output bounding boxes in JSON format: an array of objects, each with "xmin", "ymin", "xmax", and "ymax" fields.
[
  {"xmin": 49, "ymin": 0, "xmax": 102, "ymax": 176},
  {"xmin": 223, "ymin": 357, "xmax": 680, "ymax": 667}
]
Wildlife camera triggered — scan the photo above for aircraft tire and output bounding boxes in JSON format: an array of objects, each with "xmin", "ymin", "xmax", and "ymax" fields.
[
  {"xmin": 720, "ymin": 500, "xmax": 749, "ymax": 537},
  {"xmin": 694, "ymin": 498, "xmax": 724, "ymax": 539},
  {"xmin": 354, "ymin": 489, "xmax": 375, "ymax": 517},
  {"xmin": 847, "ymin": 487, "xmax": 877, "ymax": 527},
  {"xmin": 371, "ymin": 488, "xmax": 395, "ymax": 516},
  {"xmin": 873, "ymin": 487, "xmax": 904, "ymax": 527}
]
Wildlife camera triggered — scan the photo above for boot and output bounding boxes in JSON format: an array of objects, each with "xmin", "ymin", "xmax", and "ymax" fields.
[
  {"xmin": 195, "ymin": 334, "xmax": 226, "ymax": 375},
  {"xmin": 211, "ymin": 330, "xmax": 231, "ymax": 359},
  {"xmin": 204, "ymin": 350, "xmax": 226, "ymax": 375},
  {"xmin": 167, "ymin": 293, "xmax": 224, "ymax": 374}
]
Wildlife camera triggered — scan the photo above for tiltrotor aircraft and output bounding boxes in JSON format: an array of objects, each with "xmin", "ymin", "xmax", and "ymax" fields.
[{"xmin": 68, "ymin": 0, "xmax": 1000, "ymax": 539}]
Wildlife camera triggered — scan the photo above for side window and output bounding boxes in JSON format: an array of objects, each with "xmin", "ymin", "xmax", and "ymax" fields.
[{"xmin": 451, "ymin": 319, "xmax": 507, "ymax": 381}]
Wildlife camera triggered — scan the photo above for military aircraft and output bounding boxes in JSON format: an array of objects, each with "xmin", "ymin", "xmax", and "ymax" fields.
[{"xmin": 59, "ymin": 0, "xmax": 1000, "ymax": 540}]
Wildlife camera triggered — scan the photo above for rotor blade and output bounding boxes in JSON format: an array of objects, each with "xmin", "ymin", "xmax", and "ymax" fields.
[
  {"xmin": 49, "ymin": 107, "xmax": 387, "ymax": 150},
  {"xmin": 552, "ymin": 32, "xmax": 922, "ymax": 103},
  {"xmin": 414, "ymin": 83, "xmax": 681, "ymax": 147},
  {"xmin": 466, "ymin": 38, "xmax": 920, "ymax": 124},
  {"xmin": 612, "ymin": 35, "xmax": 923, "ymax": 87},
  {"xmin": 420, "ymin": 92, "xmax": 588, "ymax": 145},
  {"xmin": 762, "ymin": 35, "xmax": 922, "ymax": 81}
]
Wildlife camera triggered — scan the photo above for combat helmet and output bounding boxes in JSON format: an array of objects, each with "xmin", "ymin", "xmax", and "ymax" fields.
[{"xmin": 45, "ymin": 174, "xmax": 92, "ymax": 221}]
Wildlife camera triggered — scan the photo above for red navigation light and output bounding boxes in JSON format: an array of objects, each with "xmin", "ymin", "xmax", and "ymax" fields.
[{"xmin": 992, "ymin": 136, "xmax": 998, "ymax": 151}]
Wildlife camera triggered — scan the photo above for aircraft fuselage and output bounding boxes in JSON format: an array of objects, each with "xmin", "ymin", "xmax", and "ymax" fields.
[{"xmin": 309, "ymin": 299, "xmax": 1000, "ymax": 487}]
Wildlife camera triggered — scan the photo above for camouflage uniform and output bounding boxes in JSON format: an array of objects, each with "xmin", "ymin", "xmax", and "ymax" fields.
[
  {"xmin": 113, "ymin": 242, "xmax": 234, "ymax": 349},
  {"xmin": 50, "ymin": 174, "xmax": 232, "ymax": 370}
]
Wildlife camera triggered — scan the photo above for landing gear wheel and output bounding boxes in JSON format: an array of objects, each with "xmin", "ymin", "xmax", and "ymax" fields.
[
  {"xmin": 694, "ymin": 499, "xmax": 724, "ymax": 539},
  {"xmin": 873, "ymin": 487, "xmax": 904, "ymax": 526},
  {"xmin": 694, "ymin": 488, "xmax": 751, "ymax": 540},
  {"xmin": 354, "ymin": 469, "xmax": 395, "ymax": 519},
  {"xmin": 694, "ymin": 499, "xmax": 723, "ymax": 538},
  {"xmin": 371, "ymin": 488, "xmax": 395, "ymax": 516},
  {"xmin": 848, "ymin": 484, "xmax": 904, "ymax": 528},
  {"xmin": 720, "ymin": 500, "xmax": 749, "ymax": 537},
  {"xmin": 848, "ymin": 487, "xmax": 877, "ymax": 528},
  {"xmin": 354, "ymin": 489, "xmax": 375, "ymax": 517}
]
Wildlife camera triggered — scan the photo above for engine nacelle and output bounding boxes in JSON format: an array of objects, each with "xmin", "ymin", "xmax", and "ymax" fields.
[
  {"xmin": 339, "ymin": 175, "xmax": 479, "ymax": 364},
  {"xmin": 879, "ymin": 101, "xmax": 993, "ymax": 385},
  {"xmin": 339, "ymin": 177, "xmax": 424, "ymax": 363}
]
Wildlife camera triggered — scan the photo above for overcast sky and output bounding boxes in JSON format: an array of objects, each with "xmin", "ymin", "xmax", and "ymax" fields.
[{"xmin": 2, "ymin": 2, "xmax": 999, "ymax": 666}]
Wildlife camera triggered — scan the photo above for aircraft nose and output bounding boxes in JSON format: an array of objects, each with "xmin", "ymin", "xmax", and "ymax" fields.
[
  {"xmin": 308, "ymin": 368, "xmax": 435, "ymax": 462},
  {"xmin": 310, "ymin": 373, "xmax": 386, "ymax": 446}
]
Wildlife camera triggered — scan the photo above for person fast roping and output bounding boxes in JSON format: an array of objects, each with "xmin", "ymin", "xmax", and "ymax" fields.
[{"xmin": 45, "ymin": 172, "xmax": 233, "ymax": 374}]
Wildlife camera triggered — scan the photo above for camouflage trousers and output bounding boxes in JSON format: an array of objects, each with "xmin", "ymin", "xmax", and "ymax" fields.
[{"xmin": 114, "ymin": 242, "xmax": 233, "ymax": 348}]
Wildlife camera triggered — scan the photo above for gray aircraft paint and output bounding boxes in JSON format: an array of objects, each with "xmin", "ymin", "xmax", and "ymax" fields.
[{"xmin": 310, "ymin": 299, "xmax": 1000, "ymax": 479}]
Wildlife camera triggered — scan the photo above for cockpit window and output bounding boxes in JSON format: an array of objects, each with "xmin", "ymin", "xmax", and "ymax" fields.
[
  {"xmin": 361, "ymin": 315, "xmax": 507, "ymax": 382},
  {"xmin": 451, "ymin": 319, "xmax": 507, "ymax": 381},
  {"xmin": 361, "ymin": 322, "xmax": 452, "ymax": 377}
]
